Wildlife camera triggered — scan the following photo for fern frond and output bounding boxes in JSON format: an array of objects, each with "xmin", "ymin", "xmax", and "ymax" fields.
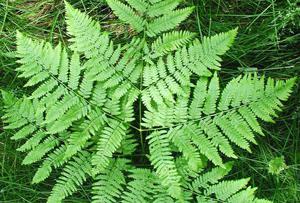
[
  {"xmin": 205, "ymin": 178, "xmax": 250, "ymax": 201},
  {"xmin": 189, "ymin": 77, "xmax": 207, "ymax": 119},
  {"xmin": 142, "ymin": 30, "xmax": 237, "ymax": 115},
  {"xmin": 226, "ymin": 187, "xmax": 263, "ymax": 203},
  {"xmin": 32, "ymin": 145, "xmax": 67, "ymax": 184},
  {"xmin": 22, "ymin": 135, "xmax": 59, "ymax": 165},
  {"xmin": 107, "ymin": 0, "xmax": 145, "ymax": 32},
  {"xmin": 15, "ymin": 32, "xmax": 92, "ymax": 135},
  {"xmin": 147, "ymin": 0, "xmax": 182, "ymax": 17},
  {"xmin": 187, "ymin": 124, "xmax": 223, "ymax": 167},
  {"xmin": 150, "ymin": 31, "xmax": 196, "ymax": 58},
  {"xmin": 146, "ymin": 7, "xmax": 194, "ymax": 37},
  {"xmin": 125, "ymin": 0, "xmax": 149, "ymax": 13},
  {"xmin": 191, "ymin": 164, "xmax": 270, "ymax": 203},
  {"xmin": 121, "ymin": 168, "xmax": 157, "ymax": 203},
  {"xmin": 47, "ymin": 152, "xmax": 92, "ymax": 203},
  {"xmin": 92, "ymin": 158, "xmax": 128, "ymax": 203},
  {"xmin": 17, "ymin": 130, "xmax": 47, "ymax": 152},
  {"xmin": 203, "ymin": 72, "xmax": 220, "ymax": 115},
  {"xmin": 191, "ymin": 163, "xmax": 233, "ymax": 192},
  {"xmin": 168, "ymin": 126, "xmax": 203, "ymax": 171},
  {"xmin": 64, "ymin": 108, "xmax": 106, "ymax": 159},
  {"xmin": 147, "ymin": 130, "xmax": 183, "ymax": 200},
  {"xmin": 199, "ymin": 119, "xmax": 236, "ymax": 159},
  {"xmin": 187, "ymin": 28, "xmax": 238, "ymax": 75},
  {"xmin": 117, "ymin": 132, "xmax": 138, "ymax": 155},
  {"xmin": 192, "ymin": 74, "xmax": 295, "ymax": 162},
  {"xmin": 92, "ymin": 119, "xmax": 127, "ymax": 174},
  {"xmin": 68, "ymin": 52, "xmax": 82, "ymax": 90},
  {"xmin": 47, "ymin": 102, "xmax": 90, "ymax": 134},
  {"xmin": 144, "ymin": 73, "xmax": 295, "ymax": 167},
  {"xmin": 65, "ymin": 1, "xmax": 104, "ymax": 58},
  {"xmin": 142, "ymin": 54, "xmax": 191, "ymax": 110},
  {"xmin": 44, "ymin": 93, "xmax": 78, "ymax": 124}
]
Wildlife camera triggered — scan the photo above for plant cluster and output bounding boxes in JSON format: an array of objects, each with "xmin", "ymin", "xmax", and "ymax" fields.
[{"xmin": 1, "ymin": 0, "xmax": 296, "ymax": 202}]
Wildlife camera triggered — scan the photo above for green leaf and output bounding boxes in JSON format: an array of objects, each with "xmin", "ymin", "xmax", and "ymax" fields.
[{"xmin": 107, "ymin": 0, "xmax": 146, "ymax": 32}]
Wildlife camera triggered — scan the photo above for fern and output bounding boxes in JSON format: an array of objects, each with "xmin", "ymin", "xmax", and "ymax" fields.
[
  {"xmin": 1, "ymin": 1, "xmax": 296, "ymax": 202},
  {"xmin": 148, "ymin": 130, "xmax": 183, "ymax": 199},
  {"xmin": 47, "ymin": 151, "xmax": 92, "ymax": 203},
  {"xmin": 92, "ymin": 158, "xmax": 129, "ymax": 203}
]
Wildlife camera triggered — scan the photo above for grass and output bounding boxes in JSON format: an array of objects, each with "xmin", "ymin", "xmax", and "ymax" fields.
[{"xmin": 0, "ymin": 0, "xmax": 299, "ymax": 202}]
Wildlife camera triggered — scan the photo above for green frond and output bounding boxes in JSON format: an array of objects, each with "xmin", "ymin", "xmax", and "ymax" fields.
[
  {"xmin": 121, "ymin": 168, "xmax": 157, "ymax": 203},
  {"xmin": 215, "ymin": 115, "xmax": 251, "ymax": 151},
  {"xmin": 1, "ymin": 90, "xmax": 17, "ymax": 106},
  {"xmin": 65, "ymin": 1, "xmax": 104, "ymax": 58},
  {"xmin": 142, "ymin": 54, "xmax": 191, "ymax": 110},
  {"xmin": 68, "ymin": 52, "xmax": 82, "ymax": 90},
  {"xmin": 203, "ymin": 72, "xmax": 220, "ymax": 115},
  {"xmin": 186, "ymin": 28, "xmax": 238, "ymax": 74},
  {"xmin": 11, "ymin": 123, "xmax": 36, "ymax": 140},
  {"xmin": 17, "ymin": 131, "xmax": 47, "ymax": 152},
  {"xmin": 168, "ymin": 126, "xmax": 203, "ymax": 171},
  {"xmin": 199, "ymin": 119, "xmax": 236, "ymax": 158},
  {"xmin": 192, "ymin": 73, "xmax": 295, "ymax": 158},
  {"xmin": 189, "ymin": 77, "xmax": 208, "ymax": 119},
  {"xmin": 107, "ymin": 0, "xmax": 145, "ymax": 32},
  {"xmin": 44, "ymin": 94, "xmax": 79, "ymax": 124},
  {"xmin": 16, "ymin": 32, "xmax": 60, "ymax": 83},
  {"xmin": 191, "ymin": 163, "xmax": 233, "ymax": 192},
  {"xmin": 92, "ymin": 158, "xmax": 128, "ymax": 203},
  {"xmin": 193, "ymin": 166, "xmax": 270, "ymax": 203},
  {"xmin": 47, "ymin": 151, "xmax": 92, "ymax": 203},
  {"xmin": 58, "ymin": 47, "xmax": 69, "ymax": 83},
  {"xmin": 64, "ymin": 108, "xmax": 106, "ymax": 159},
  {"xmin": 30, "ymin": 79, "xmax": 58, "ymax": 99},
  {"xmin": 22, "ymin": 135, "xmax": 59, "ymax": 165},
  {"xmin": 205, "ymin": 178, "xmax": 250, "ymax": 201},
  {"xmin": 150, "ymin": 31, "xmax": 196, "ymax": 58},
  {"xmin": 147, "ymin": 0, "xmax": 182, "ymax": 17},
  {"xmin": 92, "ymin": 119, "xmax": 127, "ymax": 174},
  {"xmin": 226, "ymin": 187, "xmax": 257, "ymax": 203},
  {"xmin": 187, "ymin": 124, "xmax": 223, "ymax": 167},
  {"xmin": 90, "ymin": 83, "xmax": 107, "ymax": 107},
  {"xmin": 47, "ymin": 102, "xmax": 90, "ymax": 134},
  {"xmin": 146, "ymin": 7, "xmax": 194, "ymax": 37},
  {"xmin": 32, "ymin": 145, "xmax": 67, "ymax": 184},
  {"xmin": 147, "ymin": 130, "xmax": 183, "ymax": 200},
  {"xmin": 117, "ymin": 132, "xmax": 138, "ymax": 155},
  {"xmin": 125, "ymin": 0, "xmax": 149, "ymax": 13},
  {"xmin": 40, "ymin": 86, "xmax": 66, "ymax": 109},
  {"xmin": 238, "ymin": 106, "xmax": 264, "ymax": 136}
]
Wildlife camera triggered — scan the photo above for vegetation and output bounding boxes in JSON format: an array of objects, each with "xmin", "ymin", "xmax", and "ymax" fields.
[{"xmin": 0, "ymin": 0, "xmax": 299, "ymax": 202}]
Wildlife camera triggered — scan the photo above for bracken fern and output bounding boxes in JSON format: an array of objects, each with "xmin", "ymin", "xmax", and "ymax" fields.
[{"xmin": 1, "ymin": 0, "xmax": 296, "ymax": 202}]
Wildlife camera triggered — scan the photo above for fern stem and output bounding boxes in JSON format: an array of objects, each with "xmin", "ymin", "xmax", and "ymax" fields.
[{"xmin": 193, "ymin": 0, "xmax": 203, "ymax": 40}]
